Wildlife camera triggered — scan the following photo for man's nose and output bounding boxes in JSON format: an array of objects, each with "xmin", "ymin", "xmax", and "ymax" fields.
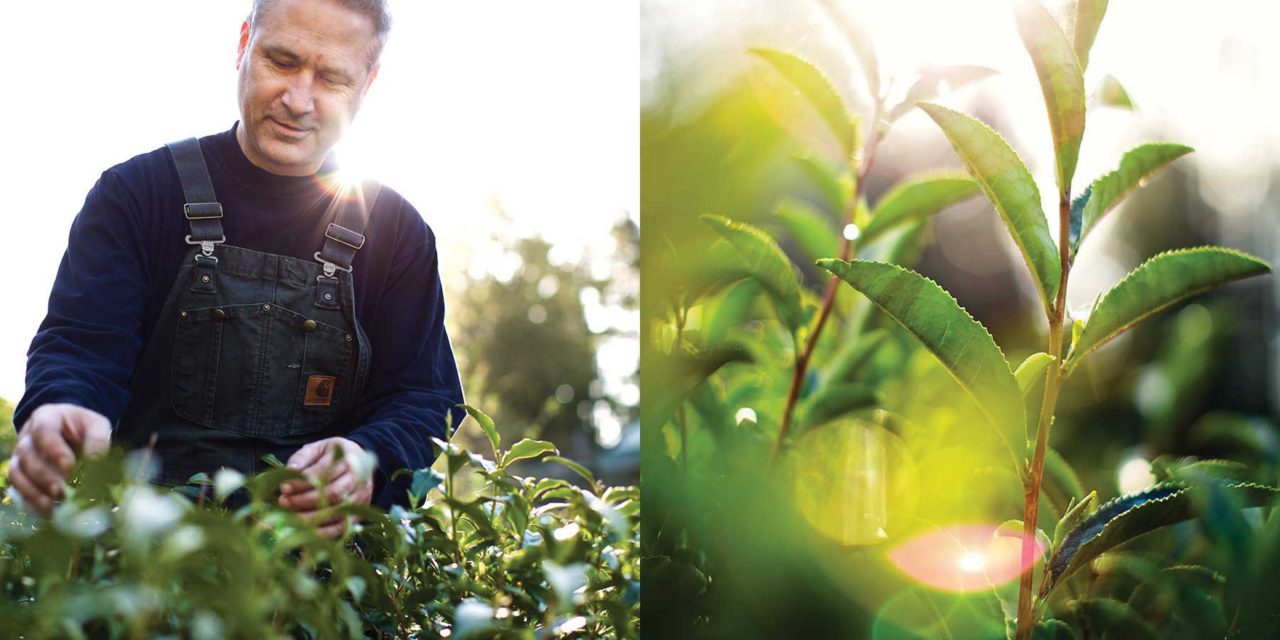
[{"xmin": 281, "ymin": 74, "xmax": 316, "ymax": 116}]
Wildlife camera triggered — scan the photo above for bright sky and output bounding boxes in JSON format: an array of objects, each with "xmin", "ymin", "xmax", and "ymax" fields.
[{"xmin": 0, "ymin": 2, "xmax": 639, "ymax": 406}]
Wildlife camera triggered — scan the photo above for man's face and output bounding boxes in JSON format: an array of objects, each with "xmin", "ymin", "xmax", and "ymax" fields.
[{"xmin": 235, "ymin": 0, "xmax": 379, "ymax": 176}]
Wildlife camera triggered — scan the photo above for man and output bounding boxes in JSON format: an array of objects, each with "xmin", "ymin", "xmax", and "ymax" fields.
[{"xmin": 7, "ymin": 0, "xmax": 464, "ymax": 539}]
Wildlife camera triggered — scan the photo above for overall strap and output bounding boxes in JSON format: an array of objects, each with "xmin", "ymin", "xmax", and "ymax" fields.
[
  {"xmin": 166, "ymin": 138, "xmax": 226, "ymax": 253},
  {"xmin": 314, "ymin": 182, "xmax": 381, "ymax": 277}
]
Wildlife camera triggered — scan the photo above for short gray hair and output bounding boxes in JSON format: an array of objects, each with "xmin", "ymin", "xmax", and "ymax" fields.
[{"xmin": 248, "ymin": 0, "xmax": 391, "ymax": 66}]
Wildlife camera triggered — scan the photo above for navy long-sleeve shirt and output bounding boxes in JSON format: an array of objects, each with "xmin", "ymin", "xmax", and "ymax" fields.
[{"xmin": 14, "ymin": 123, "xmax": 465, "ymax": 509}]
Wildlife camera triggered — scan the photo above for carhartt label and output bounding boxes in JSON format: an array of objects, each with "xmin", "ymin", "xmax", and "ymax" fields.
[{"xmin": 304, "ymin": 375, "xmax": 337, "ymax": 406}]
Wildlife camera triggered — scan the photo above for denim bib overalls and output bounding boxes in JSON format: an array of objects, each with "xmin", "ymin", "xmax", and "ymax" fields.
[{"xmin": 114, "ymin": 138, "xmax": 379, "ymax": 487}]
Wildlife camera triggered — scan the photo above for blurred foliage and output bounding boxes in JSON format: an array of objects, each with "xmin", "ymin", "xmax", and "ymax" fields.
[
  {"xmin": 0, "ymin": 405, "xmax": 638, "ymax": 638},
  {"xmin": 642, "ymin": 1, "xmax": 1278, "ymax": 638},
  {"xmin": 454, "ymin": 220, "xmax": 639, "ymax": 478}
]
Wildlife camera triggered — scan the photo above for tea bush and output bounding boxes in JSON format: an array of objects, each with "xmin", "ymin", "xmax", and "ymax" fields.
[
  {"xmin": 642, "ymin": 0, "xmax": 1278, "ymax": 638},
  {"xmin": 0, "ymin": 401, "xmax": 639, "ymax": 638}
]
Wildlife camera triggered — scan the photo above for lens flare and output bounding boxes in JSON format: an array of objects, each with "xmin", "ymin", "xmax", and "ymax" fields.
[{"xmin": 887, "ymin": 523, "xmax": 1043, "ymax": 593}]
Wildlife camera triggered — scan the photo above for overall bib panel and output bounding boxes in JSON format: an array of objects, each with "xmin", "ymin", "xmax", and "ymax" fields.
[{"xmin": 115, "ymin": 138, "xmax": 378, "ymax": 486}]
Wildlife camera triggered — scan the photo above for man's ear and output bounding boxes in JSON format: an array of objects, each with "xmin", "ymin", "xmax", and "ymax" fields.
[
  {"xmin": 361, "ymin": 63, "xmax": 380, "ymax": 98},
  {"xmin": 236, "ymin": 20, "xmax": 251, "ymax": 70}
]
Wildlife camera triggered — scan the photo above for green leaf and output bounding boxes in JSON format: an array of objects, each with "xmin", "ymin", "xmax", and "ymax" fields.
[
  {"xmin": 702, "ymin": 214, "xmax": 806, "ymax": 332},
  {"xmin": 774, "ymin": 197, "xmax": 840, "ymax": 263},
  {"xmin": 1073, "ymin": 598, "xmax": 1158, "ymax": 640},
  {"xmin": 995, "ymin": 519, "xmax": 1051, "ymax": 553},
  {"xmin": 860, "ymin": 174, "xmax": 980, "ymax": 246},
  {"xmin": 818, "ymin": 259, "xmax": 1025, "ymax": 463},
  {"xmin": 703, "ymin": 279, "xmax": 761, "ymax": 346},
  {"xmin": 918, "ymin": 102, "xmax": 1061, "ymax": 316},
  {"xmin": 1043, "ymin": 481, "xmax": 1280, "ymax": 594},
  {"xmin": 1071, "ymin": 0, "xmax": 1109, "ymax": 72},
  {"xmin": 1096, "ymin": 74, "xmax": 1133, "ymax": 109},
  {"xmin": 791, "ymin": 155, "xmax": 850, "ymax": 216},
  {"xmin": 504, "ymin": 439, "xmax": 558, "ymax": 467},
  {"xmin": 1014, "ymin": 352, "xmax": 1055, "ymax": 398},
  {"xmin": 1015, "ymin": 0, "xmax": 1087, "ymax": 192},
  {"xmin": 1032, "ymin": 618, "xmax": 1079, "ymax": 640},
  {"xmin": 463, "ymin": 404, "xmax": 500, "ymax": 458},
  {"xmin": 1051, "ymin": 490, "xmax": 1095, "ymax": 553},
  {"xmin": 799, "ymin": 382, "xmax": 878, "ymax": 429},
  {"xmin": 642, "ymin": 342, "xmax": 753, "ymax": 434},
  {"xmin": 749, "ymin": 48, "xmax": 856, "ymax": 157},
  {"xmin": 546, "ymin": 456, "xmax": 597, "ymax": 488},
  {"xmin": 1066, "ymin": 247, "xmax": 1271, "ymax": 370},
  {"xmin": 1071, "ymin": 143, "xmax": 1193, "ymax": 253},
  {"xmin": 888, "ymin": 65, "xmax": 998, "ymax": 122}
]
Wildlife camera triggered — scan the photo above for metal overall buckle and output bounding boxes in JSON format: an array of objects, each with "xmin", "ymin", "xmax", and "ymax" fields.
[
  {"xmin": 314, "ymin": 252, "xmax": 353, "ymax": 278},
  {"xmin": 186, "ymin": 235, "xmax": 226, "ymax": 261}
]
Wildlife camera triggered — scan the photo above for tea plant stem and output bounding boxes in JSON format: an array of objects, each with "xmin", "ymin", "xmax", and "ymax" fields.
[
  {"xmin": 773, "ymin": 119, "xmax": 881, "ymax": 460},
  {"xmin": 1016, "ymin": 194, "xmax": 1073, "ymax": 640}
]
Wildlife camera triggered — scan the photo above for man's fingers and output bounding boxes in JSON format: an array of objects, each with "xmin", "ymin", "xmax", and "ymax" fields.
[
  {"xmin": 286, "ymin": 442, "xmax": 326, "ymax": 473},
  {"xmin": 279, "ymin": 472, "xmax": 355, "ymax": 511},
  {"xmin": 30, "ymin": 427, "xmax": 76, "ymax": 474},
  {"xmin": 8, "ymin": 464, "xmax": 54, "ymax": 517},
  {"xmin": 13, "ymin": 442, "xmax": 65, "ymax": 499},
  {"xmin": 315, "ymin": 516, "xmax": 354, "ymax": 540}
]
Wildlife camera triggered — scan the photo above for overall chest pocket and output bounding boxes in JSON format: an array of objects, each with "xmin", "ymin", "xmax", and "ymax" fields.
[{"xmin": 170, "ymin": 302, "xmax": 354, "ymax": 438}]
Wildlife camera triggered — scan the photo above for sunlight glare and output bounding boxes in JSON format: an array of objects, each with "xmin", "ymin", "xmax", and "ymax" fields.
[{"xmin": 887, "ymin": 523, "xmax": 1042, "ymax": 592}]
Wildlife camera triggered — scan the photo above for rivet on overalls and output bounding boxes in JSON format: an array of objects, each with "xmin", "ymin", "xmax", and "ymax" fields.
[
  {"xmin": 303, "ymin": 319, "xmax": 318, "ymax": 333},
  {"xmin": 324, "ymin": 292, "xmax": 334, "ymax": 301},
  {"xmin": 179, "ymin": 310, "xmax": 188, "ymax": 318},
  {"xmin": 345, "ymin": 334, "xmax": 353, "ymax": 342},
  {"xmin": 200, "ymin": 275, "xmax": 211, "ymax": 283},
  {"xmin": 263, "ymin": 304, "xmax": 272, "ymax": 311},
  {"xmin": 213, "ymin": 309, "xmax": 227, "ymax": 321}
]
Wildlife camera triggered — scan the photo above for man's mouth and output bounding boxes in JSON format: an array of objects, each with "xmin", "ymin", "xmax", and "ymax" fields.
[{"xmin": 269, "ymin": 118, "xmax": 311, "ymax": 136}]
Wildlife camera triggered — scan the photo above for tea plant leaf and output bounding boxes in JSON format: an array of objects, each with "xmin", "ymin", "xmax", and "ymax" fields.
[
  {"xmin": 1073, "ymin": 598, "xmax": 1159, "ymax": 640},
  {"xmin": 792, "ymin": 155, "xmax": 850, "ymax": 216},
  {"xmin": 749, "ymin": 48, "xmax": 857, "ymax": 157},
  {"xmin": 860, "ymin": 174, "xmax": 980, "ymax": 246},
  {"xmin": 643, "ymin": 342, "xmax": 752, "ymax": 434},
  {"xmin": 918, "ymin": 102, "xmax": 1061, "ymax": 316},
  {"xmin": 547, "ymin": 456, "xmax": 597, "ymax": 488},
  {"xmin": 1071, "ymin": 143, "xmax": 1193, "ymax": 253},
  {"xmin": 504, "ymin": 439, "xmax": 558, "ymax": 467},
  {"xmin": 800, "ymin": 382, "xmax": 878, "ymax": 429},
  {"xmin": 1032, "ymin": 618, "xmax": 1078, "ymax": 640},
  {"xmin": 1096, "ymin": 74, "xmax": 1133, "ymax": 109},
  {"xmin": 703, "ymin": 279, "xmax": 761, "ymax": 346},
  {"xmin": 702, "ymin": 214, "xmax": 806, "ymax": 332},
  {"xmin": 888, "ymin": 65, "xmax": 998, "ymax": 122},
  {"xmin": 1066, "ymin": 247, "xmax": 1271, "ymax": 370},
  {"xmin": 774, "ymin": 197, "xmax": 839, "ymax": 262},
  {"xmin": 1015, "ymin": 0, "xmax": 1087, "ymax": 192},
  {"xmin": 818, "ymin": 259, "xmax": 1026, "ymax": 462},
  {"xmin": 464, "ymin": 404, "xmax": 500, "ymax": 458},
  {"xmin": 1071, "ymin": 0, "xmax": 1109, "ymax": 72},
  {"xmin": 1014, "ymin": 352, "xmax": 1055, "ymax": 397},
  {"xmin": 1051, "ymin": 490, "xmax": 1095, "ymax": 552},
  {"xmin": 1042, "ymin": 481, "xmax": 1280, "ymax": 594}
]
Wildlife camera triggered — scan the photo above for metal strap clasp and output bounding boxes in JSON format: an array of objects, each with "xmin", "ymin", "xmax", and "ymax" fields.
[
  {"xmin": 313, "ymin": 251, "xmax": 353, "ymax": 278},
  {"xmin": 186, "ymin": 234, "xmax": 226, "ymax": 257}
]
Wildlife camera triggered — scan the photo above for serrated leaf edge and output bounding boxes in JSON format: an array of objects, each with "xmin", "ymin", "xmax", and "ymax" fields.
[{"xmin": 1066, "ymin": 246, "xmax": 1271, "ymax": 370}]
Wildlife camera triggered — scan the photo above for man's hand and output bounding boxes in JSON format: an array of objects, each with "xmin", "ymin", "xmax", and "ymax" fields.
[
  {"xmin": 278, "ymin": 437, "xmax": 375, "ymax": 539},
  {"xmin": 7, "ymin": 403, "xmax": 111, "ymax": 517}
]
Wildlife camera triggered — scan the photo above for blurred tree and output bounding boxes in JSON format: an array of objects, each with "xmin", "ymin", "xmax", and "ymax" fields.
[{"xmin": 453, "ymin": 219, "xmax": 639, "ymax": 473}]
